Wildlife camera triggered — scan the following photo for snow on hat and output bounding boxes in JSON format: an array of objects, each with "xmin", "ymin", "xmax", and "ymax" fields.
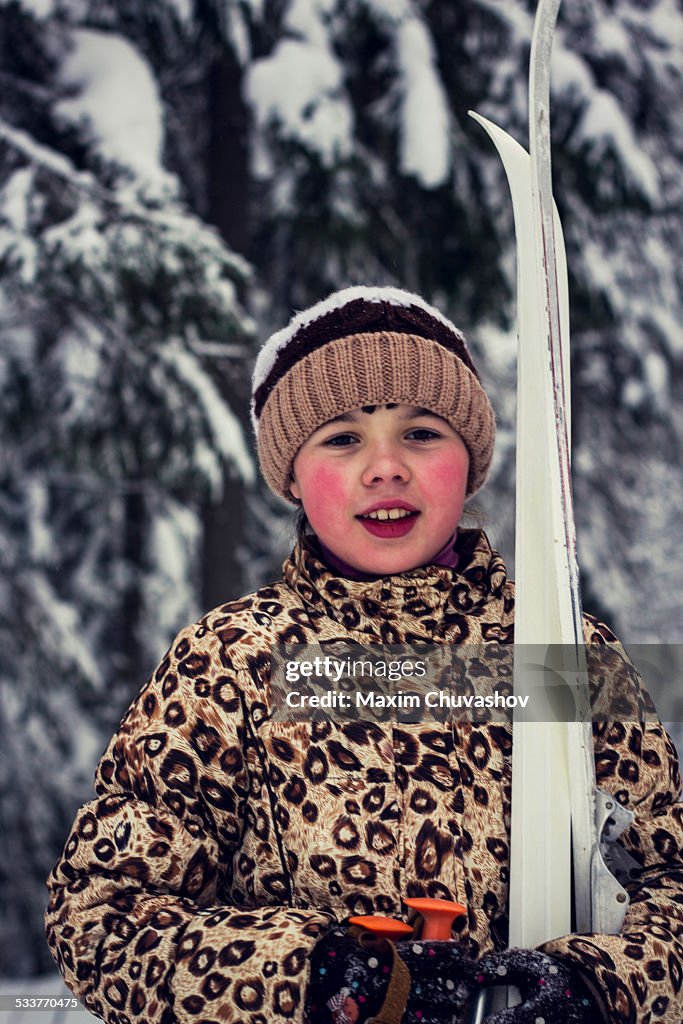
[{"xmin": 251, "ymin": 285, "xmax": 496, "ymax": 504}]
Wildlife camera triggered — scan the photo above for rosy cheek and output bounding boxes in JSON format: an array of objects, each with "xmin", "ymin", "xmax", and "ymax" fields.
[
  {"xmin": 299, "ymin": 464, "xmax": 349, "ymax": 516},
  {"xmin": 428, "ymin": 451, "xmax": 469, "ymax": 495}
]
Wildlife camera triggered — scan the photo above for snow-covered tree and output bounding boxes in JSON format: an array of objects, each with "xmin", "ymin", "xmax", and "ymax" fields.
[{"xmin": 0, "ymin": 0, "xmax": 254, "ymax": 973}]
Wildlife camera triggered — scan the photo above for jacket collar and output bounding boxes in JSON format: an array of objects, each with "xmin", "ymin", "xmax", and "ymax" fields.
[{"xmin": 281, "ymin": 528, "xmax": 509, "ymax": 641}]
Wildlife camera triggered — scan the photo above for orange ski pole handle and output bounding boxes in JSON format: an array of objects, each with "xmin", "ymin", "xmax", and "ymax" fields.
[
  {"xmin": 347, "ymin": 915, "xmax": 413, "ymax": 941},
  {"xmin": 402, "ymin": 897, "xmax": 467, "ymax": 940},
  {"xmin": 348, "ymin": 898, "xmax": 466, "ymax": 942}
]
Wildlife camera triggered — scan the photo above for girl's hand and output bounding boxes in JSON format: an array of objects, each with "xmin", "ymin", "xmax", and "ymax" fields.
[
  {"xmin": 395, "ymin": 938, "xmax": 475, "ymax": 1023},
  {"xmin": 306, "ymin": 926, "xmax": 477, "ymax": 1024},
  {"xmin": 306, "ymin": 925, "xmax": 395, "ymax": 1024},
  {"xmin": 471, "ymin": 948, "xmax": 605, "ymax": 1024}
]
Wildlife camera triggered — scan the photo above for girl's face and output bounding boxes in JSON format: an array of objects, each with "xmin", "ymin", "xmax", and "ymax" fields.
[{"xmin": 290, "ymin": 403, "xmax": 470, "ymax": 576}]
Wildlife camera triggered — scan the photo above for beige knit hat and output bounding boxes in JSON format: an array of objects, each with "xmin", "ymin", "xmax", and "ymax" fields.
[{"xmin": 251, "ymin": 286, "xmax": 496, "ymax": 504}]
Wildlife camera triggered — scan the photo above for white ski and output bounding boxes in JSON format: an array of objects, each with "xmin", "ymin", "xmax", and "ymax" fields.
[
  {"xmin": 469, "ymin": 109, "xmax": 574, "ymax": 950},
  {"xmin": 468, "ymin": 0, "xmax": 633, "ymax": 985}
]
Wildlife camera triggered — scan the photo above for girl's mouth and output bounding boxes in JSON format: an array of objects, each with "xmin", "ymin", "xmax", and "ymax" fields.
[{"xmin": 356, "ymin": 511, "xmax": 420, "ymax": 538}]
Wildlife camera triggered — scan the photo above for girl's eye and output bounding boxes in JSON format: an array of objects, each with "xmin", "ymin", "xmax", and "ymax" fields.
[
  {"xmin": 408, "ymin": 429, "xmax": 440, "ymax": 441},
  {"xmin": 323, "ymin": 433, "xmax": 357, "ymax": 447}
]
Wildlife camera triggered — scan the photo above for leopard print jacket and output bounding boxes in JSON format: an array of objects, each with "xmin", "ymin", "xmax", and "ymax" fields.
[{"xmin": 45, "ymin": 529, "xmax": 683, "ymax": 1024}]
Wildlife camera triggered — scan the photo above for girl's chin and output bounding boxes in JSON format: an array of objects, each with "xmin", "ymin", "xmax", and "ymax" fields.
[{"xmin": 352, "ymin": 539, "xmax": 429, "ymax": 574}]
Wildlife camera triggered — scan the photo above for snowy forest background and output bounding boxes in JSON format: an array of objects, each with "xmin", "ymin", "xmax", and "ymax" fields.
[{"xmin": 1, "ymin": 0, "xmax": 682, "ymax": 977}]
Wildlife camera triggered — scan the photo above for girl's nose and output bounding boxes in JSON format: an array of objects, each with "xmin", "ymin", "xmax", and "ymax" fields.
[{"xmin": 360, "ymin": 443, "xmax": 411, "ymax": 486}]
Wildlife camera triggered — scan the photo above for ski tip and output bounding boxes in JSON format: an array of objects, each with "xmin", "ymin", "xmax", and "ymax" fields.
[
  {"xmin": 468, "ymin": 110, "xmax": 501, "ymax": 145},
  {"xmin": 468, "ymin": 110, "xmax": 495, "ymax": 134}
]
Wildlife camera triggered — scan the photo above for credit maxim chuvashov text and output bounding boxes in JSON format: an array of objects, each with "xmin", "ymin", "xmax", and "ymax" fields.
[{"xmin": 283, "ymin": 689, "xmax": 529, "ymax": 711}]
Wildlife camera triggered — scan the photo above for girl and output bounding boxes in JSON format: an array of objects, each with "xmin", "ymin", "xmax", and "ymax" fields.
[{"xmin": 46, "ymin": 287, "xmax": 683, "ymax": 1024}]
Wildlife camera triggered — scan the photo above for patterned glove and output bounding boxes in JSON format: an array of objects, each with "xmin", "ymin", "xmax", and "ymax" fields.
[
  {"xmin": 306, "ymin": 925, "xmax": 391, "ymax": 1023},
  {"xmin": 396, "ymin": 937, "xmax": 476, "ymax": 1024},
  {"xmin": 471, "ymin": 948, "xmax": 603, "ymax": 1024},
  {"xmin": 306, "ymin": 925, "xmax": 477, "ymax": 1024}
]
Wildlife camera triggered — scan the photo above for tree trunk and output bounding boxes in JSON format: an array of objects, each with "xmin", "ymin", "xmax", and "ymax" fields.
[{"xmin": 201, "ymin": 49, "xmax": 251, "ymax": 611}]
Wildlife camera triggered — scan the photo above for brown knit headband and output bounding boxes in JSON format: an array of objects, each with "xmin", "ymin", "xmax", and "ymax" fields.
[{"xmin": 251, "ymin": 288, "xmax": 496, "ymax": 505}]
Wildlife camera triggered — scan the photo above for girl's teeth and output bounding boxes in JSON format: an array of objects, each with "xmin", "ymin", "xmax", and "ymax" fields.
[{"xmin": 364, "ymin": 509, "xmax": 414, "ymax": 520}]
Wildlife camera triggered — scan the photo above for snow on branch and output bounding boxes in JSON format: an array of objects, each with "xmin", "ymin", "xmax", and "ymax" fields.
[
  {"xmin": 54, "ymin": 28, "xmax": 176, "ymax": 198},
  {"xmin": 245, "ymin": 0, "xmax": 353, "ymax": 166},
  {"xmin": 395, "ymin": 15, "xmax": 451, "ymax": 189}
]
